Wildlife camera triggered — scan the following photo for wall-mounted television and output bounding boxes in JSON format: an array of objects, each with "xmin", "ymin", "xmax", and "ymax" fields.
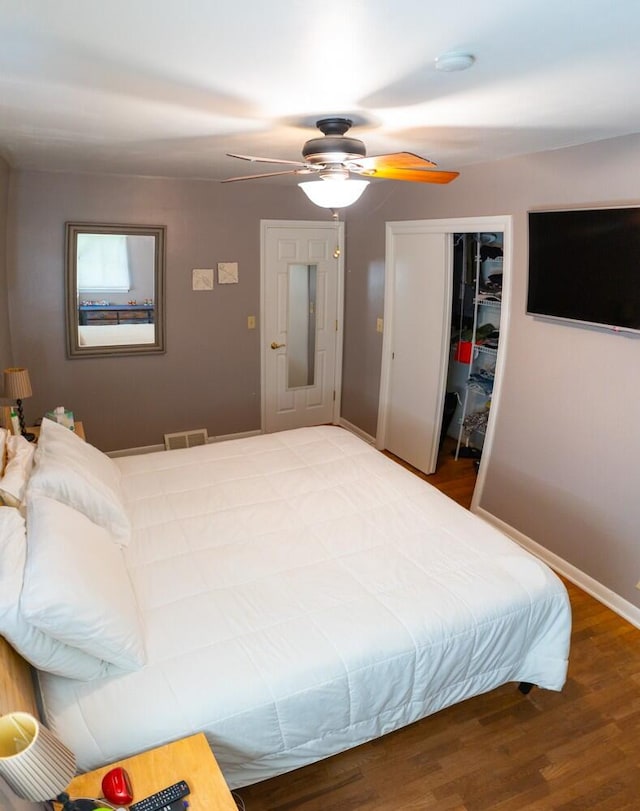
[{"xmin": 527, "ymin": 206, "xmax": 640, "ymax": 333}]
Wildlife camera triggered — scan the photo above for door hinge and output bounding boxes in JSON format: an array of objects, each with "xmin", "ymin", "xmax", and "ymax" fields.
[
  {"xmin": 333, "ymin": 390, "xmax": 336, "ymax": 401},
  {"xmin": 335, "ymin": 319, "xmax": 338, "ymax": 331}
]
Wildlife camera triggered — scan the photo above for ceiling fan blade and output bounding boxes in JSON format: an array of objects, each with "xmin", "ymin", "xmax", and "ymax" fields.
[
  {"xmin": 222, "ymin": 168, "xmax": 315, "ymax": 182},
  {"xmin": 357, "ymin": 165, "xmax": 459, "ymax": 184},
  {"xmin": 226, "ymin": 152, "xmax": 308, "ymax": 168},
  {"xmin": 354, "ymin": 152, "xmax": 437, "ymax": 171}
]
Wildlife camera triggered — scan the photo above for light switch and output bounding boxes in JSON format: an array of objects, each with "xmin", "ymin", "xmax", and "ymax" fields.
[
  {"xmin": 376, "ymin": 317, "xmax": 384, "ymax": 333},
  {"xmin": 247, "ymin": 315, "xmax": 256, "ymax": 330}
]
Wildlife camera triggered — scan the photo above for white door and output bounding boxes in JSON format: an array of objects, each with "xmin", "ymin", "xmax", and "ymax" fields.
[
  {"xmin": 377, "ymin": 225, "xmax": 452, "ymax": 474},
  {"xmin": 261, "ymin": 220, "xmax": 344, "ymax": 433}
]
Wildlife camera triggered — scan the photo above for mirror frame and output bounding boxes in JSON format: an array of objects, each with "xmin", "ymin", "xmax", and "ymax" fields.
[{"xmin": 65, "ymin": 222, "xmax": 166, "ymax": 358}]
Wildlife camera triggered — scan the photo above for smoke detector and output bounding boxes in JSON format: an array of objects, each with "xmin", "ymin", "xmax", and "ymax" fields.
[{"xmin": 435, "ymin": 52, "xmax": 476, "ymax": 72}]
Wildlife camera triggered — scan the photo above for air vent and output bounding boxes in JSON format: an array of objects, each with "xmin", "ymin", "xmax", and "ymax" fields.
[{"xmin": 164, "ymin": 429, "xmax": 208, "ymax": 451}]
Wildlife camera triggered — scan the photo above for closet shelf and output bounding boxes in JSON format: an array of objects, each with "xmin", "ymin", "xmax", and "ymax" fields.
[
  {"xmin": 475, "ymin": 298, "xmax": 502, "ymax": 309},
  {"xmin": 474, "ymin": 344, "xmax": 498, "ymax": 356}
]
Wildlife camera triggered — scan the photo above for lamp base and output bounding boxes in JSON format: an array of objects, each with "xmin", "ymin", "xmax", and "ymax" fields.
[{"xmin": 15, "ymin": 399, "xmax": 35, "ymax": 442}]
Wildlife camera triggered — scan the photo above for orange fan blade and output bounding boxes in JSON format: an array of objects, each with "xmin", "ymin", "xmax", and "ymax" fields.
[
  {"xmin": 354, "ymin": 152, "xmax": 437, "ymax": 171},
  {"xmin": 358, "ymin": 166, "xmax": 459, "ymax": 184}
]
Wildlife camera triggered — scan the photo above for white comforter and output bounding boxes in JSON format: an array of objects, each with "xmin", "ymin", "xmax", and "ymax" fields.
[
  {"xmin": 39, "ymin": 426, "xmax": 570, "ymax": 788},
  {"xmin": 78, "ymin": 324, "xmax": 154, "ymax": 346}
]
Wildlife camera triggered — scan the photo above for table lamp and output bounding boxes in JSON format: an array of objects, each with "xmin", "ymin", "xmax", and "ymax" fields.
[
  {"xmin": 0, "ymin": 712, "xmax": 76, "ymax": 807},
  {"xmin": 3, "ymin": 368, "xmax": 35, "ymax": 442}
]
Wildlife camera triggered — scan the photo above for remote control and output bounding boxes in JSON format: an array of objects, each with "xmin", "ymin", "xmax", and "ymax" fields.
[{"xmin": 129, "ymin": 780, "xmax": 190, "ymax": 811}]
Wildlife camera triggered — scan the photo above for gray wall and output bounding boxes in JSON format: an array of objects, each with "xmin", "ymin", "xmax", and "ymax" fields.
[
  {"xmin": 342, "ymin": 132, "xmax": 640, "ymax": 609},
  {"xmin": 7, "ymin": 170, "xmax": 326, "ymax": 451}
]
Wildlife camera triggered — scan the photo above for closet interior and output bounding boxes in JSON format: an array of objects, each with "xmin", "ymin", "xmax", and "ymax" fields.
[{"xmin": 442, "ymin": 232, "xmax": 503, "ymax": 463}]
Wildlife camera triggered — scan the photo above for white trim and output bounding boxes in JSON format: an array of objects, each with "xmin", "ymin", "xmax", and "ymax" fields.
[
  {"xmin": 108, "ymin": 443, "xmax": 165, "ymax": 458},
  {"xmin": 107, "ymin": 429, "xmax": 263, "ymax": 458},
  {"xmin": 260, "ymin": 219, "xmax": 345, "ymax": 432},
  {"xmin": 475, "ymin": 505, "xmax": 640, "ymax": 630},
  {"xmin": 337, "ymin": 417, "xmax": 376, "ymax": 445}
]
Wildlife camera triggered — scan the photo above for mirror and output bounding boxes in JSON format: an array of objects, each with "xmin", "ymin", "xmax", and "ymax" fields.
[
  {"xmin": 65, "ymin": 222, "xmax": 166, "ymax": 357},
  {"xmin": 287, "ymin": 263, "xmax": 317, "ymax": 388}
]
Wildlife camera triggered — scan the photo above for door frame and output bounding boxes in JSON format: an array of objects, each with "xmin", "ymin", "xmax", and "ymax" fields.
[
  {"xmin": 377, "ymin": 215, "xmax": 512, "ymax": 509},
  {"xmin": 260, "ymin": 219, "xmax": 345, "ymax": 433}
]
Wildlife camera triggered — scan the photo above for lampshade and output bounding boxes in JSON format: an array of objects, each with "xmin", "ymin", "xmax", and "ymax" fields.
[
  {"xmin": 298, "ymin": 178, "xmax": 369, "ymax": 209},
  {"xmin": 3, "ymin": 368, "xmax": 33, "ymax": 401},
  {"xmin": 0, "ymin": 712, "xmax": 76, "ymax": 802}
]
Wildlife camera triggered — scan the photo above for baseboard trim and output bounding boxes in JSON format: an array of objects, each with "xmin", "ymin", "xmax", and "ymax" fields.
[
  {"xmin": 108, "ymin": 428, "xmax": 262, "ymax": 458},
  {"xmin": 474, "ymin": 506, "xmax": 640, "ymax": 630},
  {"xmin": 337, "ymin": 418, "xmax": 376, "ymax": 445},
  {"xmin": 108, "ymin": 443, "xmax": 165, "ymax": 458}
]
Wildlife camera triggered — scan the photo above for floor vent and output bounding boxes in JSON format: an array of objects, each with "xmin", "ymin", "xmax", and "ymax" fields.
[{"xmin": 164, "ymin": 428, "xmax": 208, "ymax": 451}]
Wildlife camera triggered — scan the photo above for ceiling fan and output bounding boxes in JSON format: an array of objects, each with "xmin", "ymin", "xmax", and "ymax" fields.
[{"xmin": 223, "ymin": 117, "xmax": 459, "ymax": 207}]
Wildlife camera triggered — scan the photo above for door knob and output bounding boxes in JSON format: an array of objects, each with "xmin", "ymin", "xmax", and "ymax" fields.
[{"xmin": 270, "ymin": 341, "xmax": 286, "ymax": 349}]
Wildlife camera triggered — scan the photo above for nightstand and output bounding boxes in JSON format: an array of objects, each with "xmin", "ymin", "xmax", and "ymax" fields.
[
  {"xmin": 28, "ymin": 421, "xmax": 86, "ymax": 441},
  {"xmin": 58, "ymin": 733, "xmax": 237, "ymax": 811}
]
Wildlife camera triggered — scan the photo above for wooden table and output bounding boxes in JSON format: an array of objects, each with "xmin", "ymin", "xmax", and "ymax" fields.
[
  {"xmin": 58, "ymin": 733, "xmax": 237, "ymax": 811},
  {"xmin": 28, "ymin": 421, "xmax": 85, "ymax": 441}
]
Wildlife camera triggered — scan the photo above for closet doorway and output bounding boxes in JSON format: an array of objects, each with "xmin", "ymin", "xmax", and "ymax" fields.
[{"xmin": 377, "ymin": 216, "xmax": 511, "ymax": 503}]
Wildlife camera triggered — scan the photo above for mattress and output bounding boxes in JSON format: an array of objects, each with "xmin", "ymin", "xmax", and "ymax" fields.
[
  {"xmin": 77, "ymin": 324, "xmax": 154, "ymax": 346},
  {"xmin": 38, "ymin": 426, "xmax": 571, "ymax": 788}
]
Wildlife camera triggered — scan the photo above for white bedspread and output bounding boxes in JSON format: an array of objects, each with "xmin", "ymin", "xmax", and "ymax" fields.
[
  {"xmin": 78, "ymin": 324, "xmax": 154, "ymax": 346},
  {"xmin": 38, "ymin": 426, "xmax": 570, "ymax": 788}
]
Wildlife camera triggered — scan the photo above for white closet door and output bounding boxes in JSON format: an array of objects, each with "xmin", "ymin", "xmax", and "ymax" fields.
[{"xmin": 377, "ymin": 226, "xmax": 451, "ymax": 475}]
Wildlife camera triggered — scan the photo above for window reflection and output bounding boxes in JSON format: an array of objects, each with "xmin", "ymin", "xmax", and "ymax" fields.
[
  {"xmin": 65, "ymin": 223, "xmax": 165, "ymax": 358},
  {"xmin": 287, "ymin": 264, "xmax": 317, "ymax": 388}
]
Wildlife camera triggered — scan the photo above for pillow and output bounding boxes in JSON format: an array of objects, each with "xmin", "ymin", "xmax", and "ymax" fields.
[
  {"xmin": 27, "ymin": 417, "xmax": 130, "ymax": 542},
  {"xmin": 21, "ymin": 495, "xmax": 146, "ymax": 671},
  {"xmin": 0, "ymin": 506, "xmax": 113, "ymax": 680},
  {"xmin": 0, "ymin": 435, "xmax": 36, "ymax": 508},
  {"xmin": 37, "ymin": 417, "xmax": 120, "ymax": 494}
]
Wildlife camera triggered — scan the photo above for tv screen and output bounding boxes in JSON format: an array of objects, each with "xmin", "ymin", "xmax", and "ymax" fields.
[{"xmin": 527, "ymin": 207, "xmax": 640, "ymax": 332}]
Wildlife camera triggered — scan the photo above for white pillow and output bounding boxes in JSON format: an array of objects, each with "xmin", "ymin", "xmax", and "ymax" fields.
[
  {"xmin": 0, "ymin": 506, "xmax": 113, "ymax": 680},
  {"xmin": 0, "ymin": 435, "xmax": 36, "ymax": 508},
  {"xmin": 21, "ymin": 496, "xmax": 146, "ymax": 671},
  {"xmin": 27, "ymin": 417, "xmax": 130, "ymax": 542},
  {"xmin": 37, "ymin": 417, "xmax": 120, "ymax": 495}
]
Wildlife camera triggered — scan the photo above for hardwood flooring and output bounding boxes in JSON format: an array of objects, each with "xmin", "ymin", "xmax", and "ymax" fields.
[{"xmin": 236, "ymin": 439, "xmax": 640, "ymax": 810}]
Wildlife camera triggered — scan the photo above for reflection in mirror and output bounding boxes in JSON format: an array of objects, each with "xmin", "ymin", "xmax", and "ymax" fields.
[
  {"xmin": 66, "ymin": 223, "xmax": 166, "ymax": 358},
  {"xmin": 288, "ymin": 264, "xmax": 317, "ymax": 388}
]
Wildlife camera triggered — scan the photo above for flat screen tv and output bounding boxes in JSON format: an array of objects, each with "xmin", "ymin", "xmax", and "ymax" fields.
[{"xmin": 527, "ymin": 206, "xmax": 640, "ymax": 333}]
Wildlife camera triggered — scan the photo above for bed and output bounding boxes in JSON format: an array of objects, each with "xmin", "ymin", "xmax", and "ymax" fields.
[
  {"xmin": 0, "ymin": 420, "xmax": 571, "ymax": 789},
  {"xmin": 77, "ymin": 323, "xmax": 155, "ymax": 346}
]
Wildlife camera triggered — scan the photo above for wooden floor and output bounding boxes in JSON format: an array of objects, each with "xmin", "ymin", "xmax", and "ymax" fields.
[{"xmin": 236, "ymin": 439, "xmax": 640, "ymax": 811}]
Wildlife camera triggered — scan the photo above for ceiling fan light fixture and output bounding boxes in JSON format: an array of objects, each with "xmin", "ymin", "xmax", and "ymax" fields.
[
  {"xmin": 298, "ymin": 178, "xmax": 369, "ymax": 209},
  {"xmin": 434, "ymin": 52, "xmax": 475, "ymax": 72}
]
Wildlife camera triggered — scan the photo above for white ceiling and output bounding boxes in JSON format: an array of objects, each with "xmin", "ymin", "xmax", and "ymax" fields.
[{"xmin": 2, "ymin": 0, "xmax": 640, "ymax": 185}]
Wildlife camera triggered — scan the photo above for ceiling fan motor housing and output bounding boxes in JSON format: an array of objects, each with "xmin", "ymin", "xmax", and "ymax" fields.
[
  {"xmin": 302, "ymin": 136, "xmax": 366, "ymax": 164},
  {"xmin": 302, "ymin": 117, "xmax": 366, "ymax": 164}
]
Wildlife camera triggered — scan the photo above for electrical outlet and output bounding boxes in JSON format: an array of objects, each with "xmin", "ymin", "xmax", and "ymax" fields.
[
  {"xmin": 376, "ymin": 317, "xmax": 384, "ymax": 333},
  {"xmin": 247, "ymin": 315, "xmax": 256, "ymax": 330}
]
